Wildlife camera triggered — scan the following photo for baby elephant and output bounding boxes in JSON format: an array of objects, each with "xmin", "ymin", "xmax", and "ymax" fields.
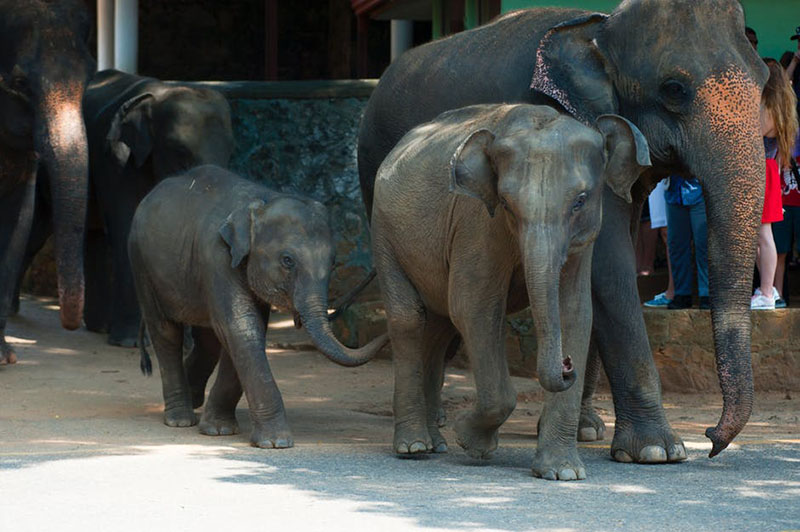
[
  {"xmin": 371, "ymin": 104, "xmax": 650, "ymax": 479},
  {"xmin": 130, "ymin": 165, "xmax": 387, "ymax": 448}
]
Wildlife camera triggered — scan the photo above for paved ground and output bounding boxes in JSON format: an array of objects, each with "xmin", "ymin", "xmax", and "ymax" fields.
[{"xmin": 1, "ymin": 296, "xmax": 799, "ymax": 532}]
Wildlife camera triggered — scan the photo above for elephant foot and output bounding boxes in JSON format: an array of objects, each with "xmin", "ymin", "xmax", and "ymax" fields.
[
  {"xmin": 107, "ymin": 322, "xmax": 141, "ymax": 348},
  {"xmin": 1, "ymin": 340, "xmax": 18, "ymax": 365},
  {"xmin": 394, "ymin": 420, "xmax": 433, "ymax": 455},
  {"xmin": 436, "ymin": 407, "xmax": 447, "ymax": 428},
  {"xmin": 428, "ymin": 424, "xmax": 448, "ymax": 453},
  {"xmin": 199, "ymin": 412, "xmax": 239, "ymax": 436},
  {"xmin": 250, "ymin": 417, "xmax": 294, "ymax": 449},
  {"xmin": 578, "ymin": 406, "xmax": 607, "ymax": 442},
  {"xmin": 611, "ymin": 418, "xmax": 687, "ymax": 463},
  {"xmin": 163, "ymin": 405, "xmax": 198, "ymax": 428},
  {"xmin": 454, "ymin": 414, "xmax": 499, "ymax": 459},
  {"xmin": 531, "ymin": 445, "xmax": 587, "ymax": 481}
]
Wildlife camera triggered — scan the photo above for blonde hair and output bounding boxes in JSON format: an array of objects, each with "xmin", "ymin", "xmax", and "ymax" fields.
[{"xmin": 762, "ymin": 59, "xmax": 798, "ymax": 169}]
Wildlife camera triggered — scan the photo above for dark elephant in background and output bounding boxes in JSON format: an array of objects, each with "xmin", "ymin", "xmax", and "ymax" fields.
[
  {"xmin": 84, "ymin": 69, "xmax": 234, "ymax": 347},
  {"xmin": 19, "ymin": 69, "xmax": 235, "ymax": 347},
  {"xmin": 0, "ymin": 0, "xmax": 94, "ymax": 365},
  {"xmin": 358, "ymin": 0, "xmax": 768, "ymax": 461}
]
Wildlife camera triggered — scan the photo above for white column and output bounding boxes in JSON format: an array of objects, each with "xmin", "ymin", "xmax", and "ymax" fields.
[
  {"xmin": 97, "ymin": 0, "xmax": 115, "ymax": 70},
  {"xmin": 113, "ymin": 0, "xmax": 138, "ymax": 73},
  {"xmin": 390, "ymin": 20, "xmax": 414, "ymax": 62}
]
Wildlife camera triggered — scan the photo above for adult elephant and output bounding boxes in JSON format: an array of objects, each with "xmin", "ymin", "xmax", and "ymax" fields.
[
  {"xmin": 0, "ymin": 0, "xmax": 94, "ymax": 364},
  {"xmin": 81, "ymin": 70, "xmax": 235, "ymax": 347},
  {"xmin": 358, "ymin": 0, "xmax": 768, "ymax": 462}
]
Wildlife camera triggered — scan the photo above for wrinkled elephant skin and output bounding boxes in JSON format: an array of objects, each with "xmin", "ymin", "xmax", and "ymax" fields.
[
  {"xmin": 0, "ymin": 0, "xmax": 94, "ymax": 365},
  {"xmin": 372, "ymin": 104, "xmax": 649, "ymax": 479},
  {"xmin": 358, "ymin": 0, "xmax": 768, "ymax": 462},
  {"xmin": 129, "ymin": 165, "xmax": 387, "ymax": 448}
]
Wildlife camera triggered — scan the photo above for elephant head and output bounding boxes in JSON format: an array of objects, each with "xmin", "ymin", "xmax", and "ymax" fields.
[
  {"xmin": 219, "ymin": 196, "xmax": 387, "ymax": 367},
  {"xmin": 107, "ymin": 86, "xmax": 234, "ymax": 179},
  {"xmin": 531, "ymin": 0, "xmax": 769, "ymax": 456},
  {"xmin": 450, "ymin": 106, "xmax": 650, "ymax": 393},
  {"xmin": 0, "ymin": 0, "xmax": 95, "ymax": 329}
]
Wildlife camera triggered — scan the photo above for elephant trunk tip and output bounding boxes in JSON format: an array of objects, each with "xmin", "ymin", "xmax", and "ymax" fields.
[
  {"xmin": 705, "ymin": 427, "xmax": 730, "ymax": 458},
  {"xmin": 539, "ymin": 356, "xmax": 577, "ymax": 393},
  {"xmin": 58, "ymin": 289, "xmax": 84, "ymax": 331}
]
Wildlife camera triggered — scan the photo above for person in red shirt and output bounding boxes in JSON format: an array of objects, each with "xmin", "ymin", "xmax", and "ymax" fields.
[{"xmin": 760, "ymin": 59, "xmax": 799, "ymax": 309}]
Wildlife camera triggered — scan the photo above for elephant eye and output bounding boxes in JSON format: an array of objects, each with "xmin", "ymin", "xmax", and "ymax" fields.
[
  {"xmin": 280, "ymin": 254, "xmax": 295, "ymax": 270},
  {"xmin": 660, "ymin": 79, "xmax": 690, "ymax": 103},
  {"xmin": 572, "ymin": 192, "xmax": 587, "ymax": 212}
]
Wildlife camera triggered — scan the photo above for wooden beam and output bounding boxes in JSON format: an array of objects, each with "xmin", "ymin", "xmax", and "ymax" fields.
[
  {"xmin": 356, "ymin": 14, "xmax": 369, "ymax": 78},
  {"xmin": 265, "ymin": 0, "xmax": 278, "ymax": 80},
  {"xmin": 449, "ymin": 0, "xmax": 464, "ymax": 34}
]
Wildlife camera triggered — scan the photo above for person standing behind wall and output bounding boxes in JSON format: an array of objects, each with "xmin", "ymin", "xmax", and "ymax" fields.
[
  {"xmin": 663, "ymin": 176, "xmax": 709, "ymax": 310},
  {"xmin": 764, "ymin": 57, "xmax": 800, "ymax": 308}
]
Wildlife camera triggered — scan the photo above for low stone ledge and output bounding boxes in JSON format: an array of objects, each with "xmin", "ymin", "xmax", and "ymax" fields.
[{"xmin": 331, "ymin": 301, "xmax": 800, "ymax": 393}]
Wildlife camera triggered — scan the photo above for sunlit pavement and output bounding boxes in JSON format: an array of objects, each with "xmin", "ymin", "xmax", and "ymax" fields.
[{"xmin": 1, "ymin": 297, "xmax": 799, "ymax": 532}]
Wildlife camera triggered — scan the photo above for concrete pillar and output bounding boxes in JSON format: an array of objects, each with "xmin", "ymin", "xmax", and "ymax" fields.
[
  {"xmin": 114, "ymin": 0, "xmax": 138, "ymax": 73},
  {"xmin": 97, "ymin": 0, "xmax": 114, "ymax": 70},
  {"xmin": 390, "ymin": 20, "xmax": 414, "ymax": 62}
]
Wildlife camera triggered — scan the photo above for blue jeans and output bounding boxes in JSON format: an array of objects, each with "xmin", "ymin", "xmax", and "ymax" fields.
[{"xmin": 666, "ymin": 201, "xmax": 709, "ymax": 297}]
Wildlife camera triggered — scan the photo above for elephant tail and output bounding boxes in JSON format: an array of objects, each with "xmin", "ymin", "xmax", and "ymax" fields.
[
  {"xmin": 327, "ymin": 268, "xmax": 377, "ymax": 322},
  {"xmin": 139, "ymin": 320, "xmax": 152, "ymax": 376}
]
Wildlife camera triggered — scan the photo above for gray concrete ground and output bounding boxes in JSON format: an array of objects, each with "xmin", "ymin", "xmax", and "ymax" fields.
[{"xmin": 1, "ymin": 296, "xmax": 799, "ymax": 532}]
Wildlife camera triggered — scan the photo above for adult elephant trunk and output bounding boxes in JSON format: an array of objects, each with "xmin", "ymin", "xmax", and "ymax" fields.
[
  {"xmin": 35, "ymin": 80, "xmax": 89, "ymax": 330},
  {"xmin": 523, "ymin": 229, "xmax": 576, "ymax": 393},
  {"xmin": 294, "ymin": 281, "xmax": 388, "ymax": 367},
  {"xmin": 689, "ymin": 69, "xmax": 765, "ymax": 457}
]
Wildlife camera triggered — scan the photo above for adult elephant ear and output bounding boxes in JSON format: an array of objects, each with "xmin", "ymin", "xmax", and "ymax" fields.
[
  {"xmin": 530, "ymin": 13, "xmax": 617, "ymax": 126},
  {"xmin": 106, "ymin": 92, "xmax": 155, "ymax": 168}
]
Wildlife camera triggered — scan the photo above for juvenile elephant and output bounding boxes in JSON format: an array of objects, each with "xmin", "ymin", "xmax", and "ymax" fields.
[
  {"xmin": 130, "ymin": 165, "xmax": 387, "ymax": 448},
  {"xmin": 372, "ymin": 104, "xmax": 649, "ymax": 479},
  {"xmin": 359, "ymin": 0, "xmax": 769, "ymax": 461},
  {"xmin": 84, "ymin": 69, "xmax": 235, "ymax": 347},
  {"xmin": 0, "ymin": 0, "xmax": 94, "ymax": 364}
]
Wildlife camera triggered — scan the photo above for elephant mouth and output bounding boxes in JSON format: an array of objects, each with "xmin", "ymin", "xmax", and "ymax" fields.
[{"xmin": 562, "ymin": 356, "xmax": 574, "ymax": 378}]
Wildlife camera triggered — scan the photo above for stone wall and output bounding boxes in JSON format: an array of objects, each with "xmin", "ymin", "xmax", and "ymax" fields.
[
  {"xmin": 24, "ymin": 80, "xmax": 378, "ymax": 302},
  {"xmin": 333, "ymin": 302, "xmax": 800, "ymax": 393}
]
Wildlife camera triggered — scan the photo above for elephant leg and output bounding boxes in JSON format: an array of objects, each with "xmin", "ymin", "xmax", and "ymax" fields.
[
  {"xmin": 592, "ymin": 189, "xmax": 686, "ymax": 463},
  {"xmin": 198, "ymin": 347, "xmax": 242, "ymax": 437},
  {"xmin": 12, "ymin": 185, "xmax": 52, "ymax": 316},
  {"xmin": 422, "ymin": 314, "xmax": 458, "ymax": 454},
  {"xmin": 137, "ymin": 273, "xmax": 195, "ymax": 427},
  {"xmin": 83, "ymin": 229, "xmax": 111, "ymax": 333},
  {"xmin": 449, "ymin": 273, "xmax": 516, "ymax": 459},
  {"xmin": 104, "ymin": 184, "xmax": 144, "ymax": 347},
  {"xmin": 577, "ymin": 339, "xmax": 606, "ymax": 442},
  {"xmin": 186, "ymin": 326, "xmax": 222, "ymax": 409},
  {"xmin": 532, "ymin": 250, "xmax": 591, "ymax": 481},
  {"xmin": 0, "ymin": 163, "xmax": 37, "ymax": 365},
  {"xmin": 374, "ymin": 242, "xmax": 431, "ymax": 454},
  {"xmin": 212, "ymin": 298, "xmax": 291, "ymax": 449}
]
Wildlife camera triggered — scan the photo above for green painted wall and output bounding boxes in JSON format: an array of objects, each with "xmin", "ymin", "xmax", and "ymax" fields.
[{"xmin": 500, "ymin": 0, "xmax": 799, "ymax": 62}]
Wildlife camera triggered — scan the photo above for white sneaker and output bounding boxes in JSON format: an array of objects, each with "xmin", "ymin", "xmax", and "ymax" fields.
[{"xmin": 751, "ymin": 293, "xmax": 776, "ymax": 310}]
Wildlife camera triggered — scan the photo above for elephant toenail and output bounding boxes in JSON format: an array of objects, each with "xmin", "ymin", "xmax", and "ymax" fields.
[
  {"xmin": 639, "ymin": 445, "xmax": 668, "ymax": 463},
  {"xmin": 613, "ymin": 449, "xmax": 634, "ymax": 463},
  {"xmin": 578, "ymin": 427, "xmax": 598, "ymax": 442},
  {"xmin": 408, "ymin": 441, "xmax": 427, "ymax": 453},
  {"xmin": 433, "ymin": 443, "xmax": 448, "ymax": 453},
  {"xmin": 668, "ymin": 444, "xmax": 688, "ymax": 461},
  {"xmin": 542, "ymin": 470, "xmax": 557, "ymax": 481},
  {"xmin": 558, "ymin": 469, "xmax": 577, "ymax": 481}
]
